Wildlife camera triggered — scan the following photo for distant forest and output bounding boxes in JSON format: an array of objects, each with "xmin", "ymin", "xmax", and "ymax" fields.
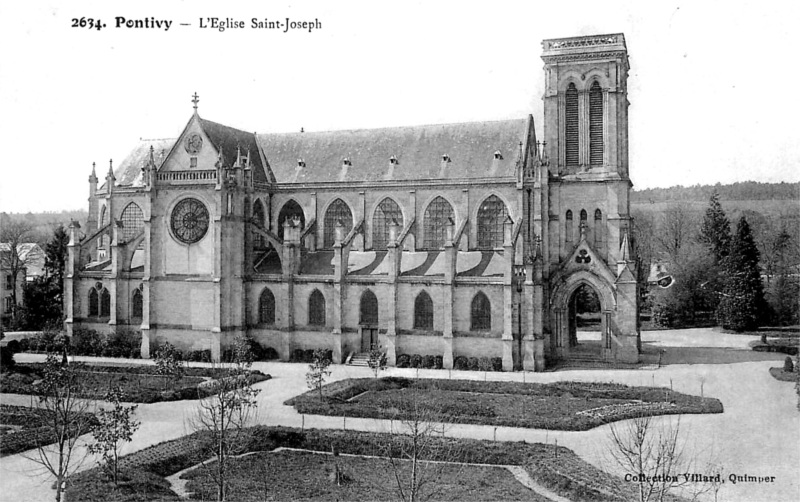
[{"xmin": 632, "ymin": 181, "xmax": 799, "ymax": 203}]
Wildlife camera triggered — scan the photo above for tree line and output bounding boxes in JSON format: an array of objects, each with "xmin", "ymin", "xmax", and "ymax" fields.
[{"xmin": 632, "ymin": 181, "xmax": 800, "ymax": 203}]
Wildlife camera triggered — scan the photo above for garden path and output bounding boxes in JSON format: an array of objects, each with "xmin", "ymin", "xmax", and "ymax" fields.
[{"xmin": 0, "ymin": 328, "xmax": 797, "ymax": 502}]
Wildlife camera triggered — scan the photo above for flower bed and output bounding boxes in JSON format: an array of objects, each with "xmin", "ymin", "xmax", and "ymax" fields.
[
  {"xmin": 285, "ymin": 377, "xmax": 723, "ymax": 431},
  {"xmin": 0, "ymin": 405, "xmax": 97, "ymax": 457}
]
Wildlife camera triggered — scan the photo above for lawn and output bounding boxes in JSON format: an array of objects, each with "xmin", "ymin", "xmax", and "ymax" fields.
[
  {"xmin": 286, "ymin": 377, "xmax": 723, "ymax": 431},
  {"xmin": 181, "ymin": 450, "xmax": 549, "ymax": 501},
  {"xmin": 0, "ymin": 405, "xmax": 97, "ymax": 457},
  {"xmin": 67, "ymin": 426, "xmax": 676, "ymax": 502},
  {"xmin": 0, "ymin": 363, "xmax": 270, "ymax": 403}
]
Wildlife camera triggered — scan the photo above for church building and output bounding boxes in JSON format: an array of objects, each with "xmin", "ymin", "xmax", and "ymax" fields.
[{"xmin": 64, "ymin": 34, "xmax": 640, "ymax": 371}]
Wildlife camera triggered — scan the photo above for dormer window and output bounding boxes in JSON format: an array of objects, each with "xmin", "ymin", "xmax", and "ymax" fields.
[
  {"xmin": 190, "ymin": 157, "xmax": 197, "ymax": 168},
  {"xmin": 441, "ymin": 154, "xmax": 451, "ymax": 163},
  {"xmin": 342, "ymin": 158, "xmax": 352, "ymax": 167},
  {"xmin": 297, "ymin": 159, "xmax": 306, "ymax": 168},
  {"xmin": 389, "ymin": 155, "xmax": 398, "ymax": 165},
  {"xmin": 494, "ymin": 150, "xmax": 503, "ymax": 160}
]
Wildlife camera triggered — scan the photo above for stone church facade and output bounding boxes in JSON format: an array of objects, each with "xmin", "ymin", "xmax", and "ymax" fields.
[{"xmin": 64, "ymin": 34, "xmax": 639, "ymax": 370}]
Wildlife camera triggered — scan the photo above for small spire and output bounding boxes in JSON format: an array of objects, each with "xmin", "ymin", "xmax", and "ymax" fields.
[
  {"xmin": 91, "ymin": 162, "xmax": 97, "ymax": 176},
  {"xmin": 107, "ymin": 159, "xmax": 114, "ymax": 177},
  {"xmin": 620, "ymin": 230, "xmax": 632, "ymax": 261},
  {"xmin": 191, "ymin": 92, "xmax": 200, "ymax": 112}
]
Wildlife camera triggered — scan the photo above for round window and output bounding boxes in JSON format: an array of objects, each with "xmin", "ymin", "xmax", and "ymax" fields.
[{"xmin": 170, "ymin": 198, "xmax": 210, "ymax": 244}]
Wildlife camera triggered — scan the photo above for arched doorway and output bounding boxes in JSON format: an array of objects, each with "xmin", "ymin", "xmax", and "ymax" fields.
[{"xmin": 568, "ymin": 283, "xmax": 603, "ymax": 357}]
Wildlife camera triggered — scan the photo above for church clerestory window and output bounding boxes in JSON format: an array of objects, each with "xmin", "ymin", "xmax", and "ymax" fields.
[
  {"xmin": 477, "ymin": 195, "xmax": 509, "ymax": 249},
  {"xmin": 372, "ymin": 198, "xmax": 403, "ymax": 250},
  {"xmin": 121, "ymin": 202, "xmax": 144, "ymax": 246},
  {"xmin": 470, "ymin": 291, "xmax": 491, "ymax": 331},
  {"xmin": 277, "ymin": 200, "xmax": 305, "ymax": 240},
  {"xmin": 259, "ymin": 287, "xmax": 275, "ymax": 325},
  {"xmin": 323, "ymin": 199, "xmax": 353, "ymax": 248},
  {"xmin": 423, "ymin": 196, "xmax": 454, "ymax": 249},
  {"xmin": 308, "ymin": 289, "xmax": 326, "ymax": 326},
  {"xmin": 414, "ymin": 291, "xmax": 434, "ymax": 330}
]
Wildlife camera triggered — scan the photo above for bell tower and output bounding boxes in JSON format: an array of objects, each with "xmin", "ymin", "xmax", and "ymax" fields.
[{"xmin": 541, "ymin": 34, "xmax": 629, "ymax": 178}]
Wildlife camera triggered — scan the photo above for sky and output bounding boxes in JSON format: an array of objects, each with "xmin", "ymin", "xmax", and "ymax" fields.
[{"xmin": 1, "ymin": 0, "xmax": 798, "ymax": 213}]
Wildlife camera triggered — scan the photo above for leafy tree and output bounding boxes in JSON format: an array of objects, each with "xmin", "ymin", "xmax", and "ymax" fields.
[
  {"xmin": 717, "ymin": 217, "xmax": 766, "ymax": 331},
  {"xmin": 24, "ymin": 355, "xmax": 95, "ymax": 502},
  {"xmin": 153, "ymin": 341, "xmax": 185, "ymax": 388},
  {"xmin": 0, "ymin": 216, "xmax": 43, "ymax": 325},
  {"xmin": 697, "ymin": 193, "xmax": 731, "ymax": 264},
  {"xmin": 20, "ymin": 276, "xmax": 62, "ymax": 330},
  {"xmin": 189, "ymin": 335, "xmax": 260, "ymax": 501},
  {"xmin": 766, "ymin": 227, "xmax": 800, "ymax": 325},
  {"xmin": 44, "ymin": 225, "xmax": 69, "ymax": 305},
  {"xmin": 87, "ymin": 385, "xmax": 140, "ymax": 485},
  {"xmin": 306, "ymin": 348, "xmax": 332, "ymax": 401},
  {"xmin": 368, "ymin": 345, "xmax": 386, "ymax": 378}
]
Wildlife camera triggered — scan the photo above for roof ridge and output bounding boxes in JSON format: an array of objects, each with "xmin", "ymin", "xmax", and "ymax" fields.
[{"xmin": 256, "ymin": 117, "xmax": 528, "ymax": 137}]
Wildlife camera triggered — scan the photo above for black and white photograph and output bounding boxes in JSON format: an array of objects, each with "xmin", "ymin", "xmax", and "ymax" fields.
[{"xmin": 0, "ymin": 1, "xmax": 798, "ymax": 501}]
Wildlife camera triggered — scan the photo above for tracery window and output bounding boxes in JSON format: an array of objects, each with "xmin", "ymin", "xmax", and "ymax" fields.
[
  {"xmin": 360, "ymin": 290, "xmax": 378, "ymax": 326},
  {"xmin": 253, "ymin": 200, "xmax": 267, "ymax": 250},
  {"xmin": 277, "ymin": 200, "xmax": 304, "ymax": 240},
  {"xmin": 423, "ymin": 196, "xmax": 454, "ymax": 249},
  {"xmin": 372, "ymin": 198, "xmax": 403, "ymax": 250},
  {"xmin": 131, "ymin": 288, "xmax": 143, "ymax": 319},
  {"xmin": 565, "ymin": 83, "xmax": 579, "ymax": 168},
  {"xmin": 589, "ymin": 81, "xmax": 604, "ymax": 166},
  {"xmin": 308, "ymin": 289, "xmax": 326, "ymax": 326},
  {"xmin": 477, "ymin": 195, "xmax": 509, "ymax": 249},
  {"xmin": 170, "ymin": 198, "xmax": 210, "ymax": 244},
  {"xmin": 323, "ymin": 199, "xmax": 353, "ymax": 248},
  {"xmin": 470, "ymin": 292, "xmax": 491, "ymax": 331},
  {"xmin": 413, "ymin": 291, "xmax": 434, "ymax": 330},
  {"xmin": 259, "ymin": 288, "xmax": 275, "ymax": 325},
  {"xmin": 88, "ymin": 288, "xmax": 99, "ymax": 317},
  {"xmin": 100, "ymin": 288, "xmax": 111, "ymax": 317},
  {"xmin": 120, "ymin": 203, "xmax": 144, "ymax": 243}
]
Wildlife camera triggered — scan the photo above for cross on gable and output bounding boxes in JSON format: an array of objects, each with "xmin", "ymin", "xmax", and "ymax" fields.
[{"xmin": 191, "ymin": 92, "xmax": 199, "ymax": 111}]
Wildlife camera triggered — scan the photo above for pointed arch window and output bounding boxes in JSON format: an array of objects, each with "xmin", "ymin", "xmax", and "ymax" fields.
[
  {"xmin": 589, "ymin": 81, "xmax": 604, "ymax": 166},
  {"xmin": 477, "ymin": 195, "xmax": 509, "ymax": 249},
  {"xmin": 131, "ymin": 288, "xmax": 143, "ymax": 320},
  {"xmin": 259, "ymin": 287, "xmax": 275, "ymax": 325},
  {"xmin": 423, "ymin": 196, "xmax": 454, "ymax": 249},
  {"xmin": 277, "ymin": 200, "xmax": 304, "ymax": 240},
  {"xmin": 120, "ymin": 203, "xmax": 144, "ymax": 244},
  {"xmin": 360, "ymin": 290, "xmax": 378, "ymax": 326},
  {"xmin": 414, "ymin": 291, "xmax": 434, "ymax": 330},
  {"xmin": 372, "ymin": 198, "xmax": 403, "ymax": 250},
  {"xmin": 323, "ymin": 199, "xmax": 353, "ymax": 248},
  {"xmin": 470, "ymin": 292, "xmax": 491, "ymax": 331},
  {"xmin": 565, "ymin": 210, "xmax": 573, "ymax": 243},
  {"xmin": 594, "ymin": 209, "xmax": 603, "ymax": 248},
  {"xmin": 252, "ymin": 200, "xmax": 267, "ymax": 250},
  {"xmin": 565, "ymin": 83, "xmax": 579, "ymax": 168},
  {"xmin": 308, "ymin": 289, "xmax": 326, "ymax": 326},
  {"xmin": 100, "ymin": 288, "xmax": 111, "ymax": 318},
  {"xmin": 88, "ymin": 288, "xmax": 99, "ymax": 317}
]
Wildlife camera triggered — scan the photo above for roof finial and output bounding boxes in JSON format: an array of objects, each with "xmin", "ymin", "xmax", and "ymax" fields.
[
  {"xmin": 108, "ymin": 158, "xmax": 114, "ymax": 176},
  {"xmin": 91, "ymin": 162, "xmax": 97, "ymax": 176},
  {"xmin": 191, "ymin": 92, "xmax": 199, "ymax": 112}
]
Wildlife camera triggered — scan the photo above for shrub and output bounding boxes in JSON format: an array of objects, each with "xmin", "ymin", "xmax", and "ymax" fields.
[
  {"xmin": 6, "ymin": 339, "xmax": 21, "ymax": 354},
  {"xmin": 410, "ymin": 354, "xmax": 423, "ymax": 368},
  {"xmin": 396, "ymin": 354, "xmax": 410, "ymax": 368},
  {"xmin": 478, "ymin": 357, "xmax": 493, "ymax": 372},
  {"xmin": 107, "ymin": 329, "xmax": 141, "ymax": 357},
  {"xmin": 422, "ymin": 355, "xmax": 435, "ymax": 369},
  {"xmin": 454, "ymin": 356, "xmax": 468, "ymax": 370},
  {"xmin": 468, "ymin": 357, "xmax": 480, "ymax": 371},
  {"xmin": 18, "ymin": 338, "xmax": 30, "ymax": 352},
  {"xmin": 303, "ymin": 349, "xmax": 316, "ymax": 363},
  {"xmin": 0, "ymin": 345, "xmax": 14, "ymax": 371},
  {"xmin": 291, "ymin": 349, "xmax": 305, "ymax": 362},
  {"xmin": 434, "ymin": 355, "xmax": 443, "ymax": 369},
  {"xmin": 491, "ymin": 357, "xmax": 503, "ymax": 372},
  {"xmin": 785, "ymin": 356, "xmax": 794, "ymax": 373},
  {"xmin": 74, "ymin": 328, "xmax": 105, "ymax": 356},
  {"xmin": 263, "ymin": 347, "xmax": 279, "ymax": 360}
]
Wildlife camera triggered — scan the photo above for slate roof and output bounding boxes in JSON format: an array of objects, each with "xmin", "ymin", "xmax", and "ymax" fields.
[
  {"xmin": 257, "ymin": 118, "xmax": 529, "ymax": 184},
  {"xmin": 198, "ymin": 118, "xmax": 268, "ymax": 184},
  {"xmin": 106, "ymin": 138, "xmax": 173, "ymax": 188}
]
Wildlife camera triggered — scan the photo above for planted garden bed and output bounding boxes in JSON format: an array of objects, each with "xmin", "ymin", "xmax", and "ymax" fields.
[
  {"xmin": 0, "ymin": 405, "xmax": 98, "ymax": 457},
  {"xmin": 286, "ymin": 377, "xmax": 723, "ymax": 431},
  {"xmin": 66, "ymin": 426, "xmax": 684, "ymax": 502},
  {"xmin": 0, "ymin": 363, "xmax": 270, "ymax": 404}
]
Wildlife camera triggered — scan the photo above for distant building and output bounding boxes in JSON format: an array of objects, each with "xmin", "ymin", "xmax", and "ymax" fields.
[
  {"xmin": 0, "ymin": 243, "xmax": 45, "ymax": 327},
  {"xmin": 64, "ymin": 34, "xmax": 640, "ymax": 370}
]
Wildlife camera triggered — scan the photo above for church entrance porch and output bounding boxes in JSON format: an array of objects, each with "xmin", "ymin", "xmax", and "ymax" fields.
[{"xmin": 568, "ymin": 284, "xmax": 604, "ymax": 360}]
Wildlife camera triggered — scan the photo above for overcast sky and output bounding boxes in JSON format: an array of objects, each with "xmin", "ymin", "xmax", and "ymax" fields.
[{"xmin": 1, "ymin": 0, "xmax": 798, "ymax": 213}]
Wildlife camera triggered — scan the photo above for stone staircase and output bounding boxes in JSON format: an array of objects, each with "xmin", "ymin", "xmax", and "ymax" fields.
[{"xmin": 348, "ymin": 352, "xmax": 371, "ymax": 367}]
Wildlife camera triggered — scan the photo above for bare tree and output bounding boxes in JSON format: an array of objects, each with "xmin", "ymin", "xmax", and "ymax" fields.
[
  {"xmin": 384, "ymin": 387, "xmax": 462, "ymax": 502},
  {"xmin": 87, "ymin": 385, "xmax": 140, "ymax": 485},
  {"xmin": 655, "ymin": 205, "xmax": 694, "ymax": 261},
  {"xmin": 24, "ymin": 354, "xmax": 95, "ymax": 502},
  {"xmin": 0, "ymin": 217, "xmax": 43, "ymax": 323},
  {"xmin": 188, "ymin": 336, "xmax": 260, "ymax": 501},
  {"xmin": 306, "ymin": 348, "xmax": 332, "ymax": 400}
]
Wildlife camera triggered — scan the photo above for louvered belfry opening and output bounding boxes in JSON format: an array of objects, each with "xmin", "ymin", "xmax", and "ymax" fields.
[
  {"xmin": 589, "ymin": 81, "xmax": 604, "ymax": 166},
  {"xmin": 565, "ymin": 83, "xmax": 579, "ymax": 168}
]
